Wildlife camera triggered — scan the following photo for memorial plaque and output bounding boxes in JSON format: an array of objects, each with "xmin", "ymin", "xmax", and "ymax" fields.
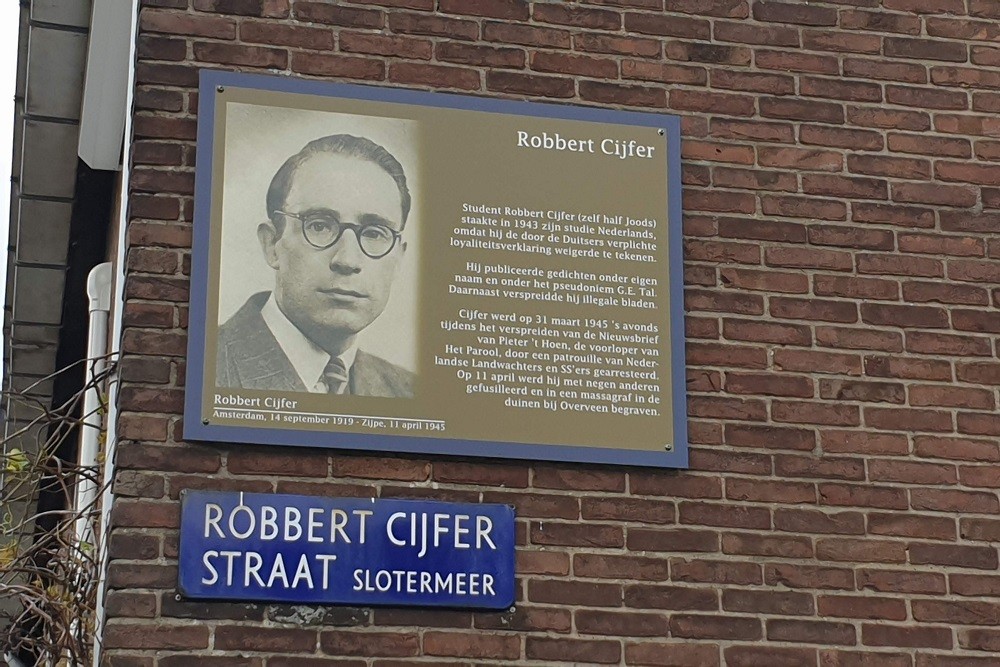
[{"xmin": 184, "ymin": 70, "xmax": 687, "ymax": 468}]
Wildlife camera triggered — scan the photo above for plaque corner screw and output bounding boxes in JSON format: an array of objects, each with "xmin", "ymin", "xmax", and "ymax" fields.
[
  {"xmin": 202, "ymin": 418, "xmax": 210, "ymax": 425},
  {"xmin": 664, "ymin": 443, "xmax": 674, "ymax": 452},
  {"xmin": 217, "ymin": 85, "xmax": 225, "ymax": 93},
  {"xmin": 658, "ymin": 128, "xmax": 665, "ymax": 136}
]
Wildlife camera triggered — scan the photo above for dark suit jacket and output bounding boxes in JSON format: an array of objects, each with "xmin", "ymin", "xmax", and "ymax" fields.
[{"xmin": 215, "ymin": 292, "xmax": 414, "ymax": 398}]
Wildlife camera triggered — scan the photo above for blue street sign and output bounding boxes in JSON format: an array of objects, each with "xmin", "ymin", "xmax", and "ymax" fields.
[{"xmin": 177, "ymin": 491, "xmax": 516, "ymax": 609}]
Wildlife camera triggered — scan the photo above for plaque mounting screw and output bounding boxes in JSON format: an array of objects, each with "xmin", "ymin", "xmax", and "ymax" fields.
[
  {"xmin": 174, "ymin": 593, "xmax": 182, "ymax": 601},
  {"xmin": 217, "ymin": 85, "xmax": 225, "ymax": 93},
  {"xmin": 508, "ymin": 606, "xmax": 516, "ymax": 613},
  {"xmin": 658, "ymin": 129, "xmax": 664, "ymax": 136},
  {"xmin": 664, "ymin": 443, "xmax": 674, "ymax": 452}
]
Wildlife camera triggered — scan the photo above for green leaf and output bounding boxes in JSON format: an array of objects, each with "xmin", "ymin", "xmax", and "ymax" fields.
[{"xmin": 3, "ymin": 448, "xmax": 28, "ymax": 473}]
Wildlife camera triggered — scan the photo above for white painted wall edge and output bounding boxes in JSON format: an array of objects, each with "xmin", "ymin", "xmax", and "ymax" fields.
[{"xmin": 91, "ymin": 0, "xmax": 140, "ymax": 663}]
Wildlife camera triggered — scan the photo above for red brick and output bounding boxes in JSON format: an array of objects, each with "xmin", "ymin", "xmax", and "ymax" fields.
[
  {"xmin": 192, "ymin": 0, "xmax": 289, "ymax": 16},
  {"xmin": 623, "ymin": 59, "xmax": 707, "ymax": 84},
  {"xmin": 671, "ymin": 90, "xmax": 755, "ymax": 117},
  {"xmin": 537, "ymin": 4, "xmax": 621, "ymax": 30},
  {"xmin": 391, "ymin": 62, "xmax": 480, "ymax": 90},
  {"xmin": 815, "ymin": 276, "xmax": 898, "ymax": 301},
  {"xmin": 773, "ymin": 401, "xmax": 860, "ymax": 426},
  {"xmin": 531, "ymin": 521, "xmax": 623, "ymax": 548},
  {"xmin": 728, "ymin": 646, "xmax": 818, "ymax": 667},
  {"xmin": 916, "ymin": 436, "xmax": 999, "ymax": 462},
  {"xmin": 725, "ymin": 373, "xmax": 812, "ymax": 396},
  {"xmin": 582, "ymin": 497, "xmax": 675, "ymax": 523},
  {"xmin": 671, "ymin": 614, "xmax": 761, "ymax": 641},
  {"xmin": 580, "ymin": 80, "xmax": 667, "ymax": 107},
  {"xmin": 765, "ymin": 564, "xmax": 854, "ymax": 590},
  {"xmin": 321, "ymin": 631, "xmax": 414, "ymax": 657},
  {"xmin": 819, "ymin": 483, "xmax": 908, "ymax": 510},
  {"xmin": 341, "ymin": 32, "xmax": 431, "ymax": 59},
  {"xmin": 575, "ymin": 553, "xmax": 669, "ymax": 581},
  {"xmin": 819, "ymin": 380, "xmax": 903, "ymax": 405},
  {"xmin": 911, "ymin": 384, "xmax": 994, "ymax": 409},
  {"xmin": 576, "ymin": 32, "xmax": 660, "ymax": 57},
  {"xmin": 886, "ymin": 37, "xmax": 968, "ymax": 63},
  {"xmin": 911, "ymin": 489, "xmax": 1000, "ymax": 514},
  {"xmin": 627, "ymin": 641, "xmax": 723, "ymax": 666},
  {"xmin": 716, "ymin": 20, "xmax": 798, "ymax": 46},
  {"xmin": 815, "ymin": 327, "xmax": 903, "ymax": 353},
  {"xmin": 388, "ymin": 12, "xmax": 478, "ymax": 39},
  {"xmin": 529, "ymin": 578, "xmax": 623, "ymax": 608},
  {"xmin": 624, "ymin": 12, "xmax": 710, "ymax": 38},
  {"xmin": 863, "ymin": 624, "xmax": 952, "ymax": 650},
  {"xmin": 725, "ymin": 424, "xmax": 816, "ymax": 451},
  {"xmin": 626, "ymin": 528, "xmax": 719, "ymax": 553},
  {"xmin": 805, "ymin": 174, "xmax": 888, "ymax": 200},
  {"xmin": 865, "ymin": 355, "xmax": 952, "ymax": 381},
  {"xmin": 576, "ymin": 609, "xmax": 670, "ymax": 636},
  {"xmin": 711, "ymin": 118, "xmax": 795, "ymax": 142},
  {"xmin": 927, "ymin": 17, "xmax": 1000, "ymax": 40},
  {"xmin": 766, "ymin": 247, "xmax": 853, "ymax": 271},
  {"xmin": 422, "ymin": 631, "xmax": 519, "ymax": 659},
  {"xmin": 884, "ymin": 0, "xmax": 966, "ymax": 12},
  {"xmin": 723, "ymin": 589, "xmax": 813, "ymax": 616},
  {"xmin": 664, "ymin": 0, "xmax": 748, "ymax": 18},
  {"xmin": 761, "ymin": 97, "xmax": 845, "ymax": 124},
  {"xmin": 486, "ymin": 70, "xmax": 573, "ymax": 97},
  {"xmin": 849, "ymin": 106, "xmax": 931, "ymax": 132},
  {"xmin": 768, "ymin": 619, "xmax": 856, "ymax": 645},
  {"xmin": 804, "ymin": 77, "xmax": 884, "ymax": 104},
  {"xmin": 534, "ymin": 52, "xmax": 618, "ymax": 78},
  {"xmin": 775, "ymin": 455, "xmax": 866, "ymax": 481},
  {"xmin": 527, "ymin": 637, "xmax": 620, "ymax": 664},
  {"xmin": 818, "ymin": 595, "xmax": 908, "ymax": 621},
  {"xmin": 804, "ymin": 29, "xmax": 881, "ymax": 54},
  {"xmin": 484, "ymin": 21, "xmax": 569, "ymax": 48},
  {"xmin": 438, "ymin": 0, "xmax": 528, "ymax": 20},
  {"xmin": 103, "ymin": 623, "xmax": 208, "ymax": 649},
  {"xmin": 857, "ymin": 569, "xmax": 946, "ymax": 595},
  {"xmin": 960, "ymin": 629, "xmax": 1000, "ymax": 652},
  {"xmin": 724, "ymin": 533, "xmax": 814, "ymax": 558},
  {"xmin": 679, "ymin": 502, "xmax": 770, "ymax": 530},
  {"xmin": 727, "ymin": 479, "xmax": 817, "ymax": 504},
  {"xmin": 774, "ymin": 350, "xmax": 863, "ymax": 376},
  {"xmin": 291, "ymin": 53, "xmax": 384, "ymax": 80},
  {"xmin": 858, "ymin": 253, "xmax": 944, "ymax": 278},
  {"xmin": 816, "ymin": 538, "xmax": 907, "ymax": 564}
]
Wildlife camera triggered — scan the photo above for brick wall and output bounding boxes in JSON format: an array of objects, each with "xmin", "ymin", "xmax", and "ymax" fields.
[{"xmin": 107, "ymin": 0, "xmax": 1000, "ymax": 664}]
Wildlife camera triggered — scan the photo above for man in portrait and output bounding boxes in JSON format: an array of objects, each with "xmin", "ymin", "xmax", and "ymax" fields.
[{"xmin": 215, "ymin": 134, "xmax": 414, "ymax": 398}]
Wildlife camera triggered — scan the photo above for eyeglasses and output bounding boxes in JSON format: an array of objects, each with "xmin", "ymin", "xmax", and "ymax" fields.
[{"xmin": 275, "ymin": 210, "xmax": 401, "ymax": 259}]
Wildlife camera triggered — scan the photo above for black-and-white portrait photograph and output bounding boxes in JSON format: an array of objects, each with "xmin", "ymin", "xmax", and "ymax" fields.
[{"xmin": 214, "ymin": 103, "xmax": 419, "ymax": 399}]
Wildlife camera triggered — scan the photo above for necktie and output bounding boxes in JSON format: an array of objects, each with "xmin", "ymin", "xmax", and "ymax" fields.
[{"xmin": 324, "ymin": 357, "xmax": 349, "ymax": 394}]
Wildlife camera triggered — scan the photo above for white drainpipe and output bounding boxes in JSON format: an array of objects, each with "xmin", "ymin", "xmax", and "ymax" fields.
[{"xmin": 74, "ymin": 262, "xmax": 113, "ymax": 547}]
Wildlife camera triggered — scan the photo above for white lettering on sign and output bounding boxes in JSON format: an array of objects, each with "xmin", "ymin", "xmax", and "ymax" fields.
[
  {"xmin": 385, "ymin": 511, "xmax": 496, "ymax": 558},
  {"xmin": 352, "ymin": 569, "xmax": 496, "ymax": 596},
  {"xmin": 200, "ymin": 549, "xmax": 338, "ymax": 590},
  {"xmin": 203, "ymin": 504, "xmax": 376, "ymax": 544}
]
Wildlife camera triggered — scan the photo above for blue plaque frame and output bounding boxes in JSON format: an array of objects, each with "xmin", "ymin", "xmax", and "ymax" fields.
[{"xmin": 182, "ymin": 69, "xmax": 687, "ymax": 469}]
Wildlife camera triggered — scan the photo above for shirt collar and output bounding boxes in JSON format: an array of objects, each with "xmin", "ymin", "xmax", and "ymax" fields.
[{"xmin": 261, "ymin": 294, "xmax": 358, "ymax": 392}]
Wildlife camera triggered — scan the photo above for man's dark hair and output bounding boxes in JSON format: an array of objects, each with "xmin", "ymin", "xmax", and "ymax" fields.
[{"xmin": 266, "ymin": 134, "xmax": 411, "ymax": 234}]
